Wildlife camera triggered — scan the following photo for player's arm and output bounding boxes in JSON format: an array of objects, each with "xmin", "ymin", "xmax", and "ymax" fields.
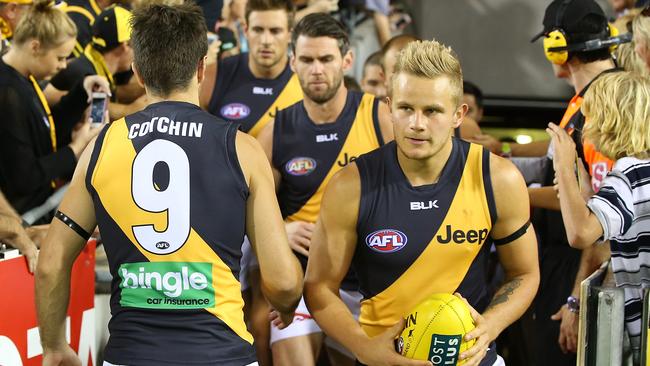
[
  {"xmin": 461, "ymin": 154, "xmax": 540, "ymax": 365},
  {"xmin": 256, "ymin": 119, "xmax": 281, "ymax": 189},
  {"xmin": 35, "ymin": 139, "xmax": 98, "ymax": 365},
  {"xmin": 377, "ymin": 100, "xmax": 394, "ymax": 143},
  {"xmin": 304, "ymin": 165, "xmax": 429, "ymax": 366},
  {"xmin": 199, "ymin": 61, "xmax": 218, "ymax": 110},
  {"xmin": 236, "ymin": 132, "xmax": 302, "ymax": 313}
]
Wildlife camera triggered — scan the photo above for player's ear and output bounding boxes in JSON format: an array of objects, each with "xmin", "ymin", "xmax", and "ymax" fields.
[
  {"xmin": 341, "ymin": 49, "xmax": 354, "ymax": 72},
  {"xmin": 197, "ymin": 56, "xmax": 207, "ymax": 84},
  {"xmin": 131, "ymin": 63, "xmax": 145, "ymax": 88}
]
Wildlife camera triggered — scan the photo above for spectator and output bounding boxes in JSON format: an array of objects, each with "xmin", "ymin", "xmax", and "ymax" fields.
[
  {"xmin": 463, "ymin": 80, "xmax": 484, "ymax": 123},
  {"xmin": 360, "ymin": 51, "xmax": 385, "ymax": 98},
  {"xmin": 222, "ymin": 0, "xmax": 249, "ymax": 53},
  {"xmin": 0, "ymin": 0, "xmax": 31, "ymax": 52},
  {"xmin": 608, "ymin": 0, "xmax": 636, "ymax": 19},
  {"xmin": 45, "ymin": 5, "xmax": 147, "ymax": 119},
  {"xmin": 63, "ymin": 0, "xmax": 112, "ymax": 57},
  {"xmin": 0, "ymin": 0, "xmax": 109, "ymax": 220},
  {"xmin": 548, "ymin": 71, "xmax": 650, "ymax": 362},
  {"xmin": 632, "ymin": 7, "xmax": 650, "ymax": 71},
  {"xmin": 293, "ymin": 0, "xmax": 338, "ymax": 22}
]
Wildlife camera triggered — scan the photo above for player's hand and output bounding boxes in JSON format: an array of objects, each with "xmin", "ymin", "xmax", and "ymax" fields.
[
  {"xmin": 285, "ymin": 221, "xmax": 314, "ymax": 257},
  {"xmin": 269, "ymin": 308, "xmax": 294, "ymax": 329},
  {"xmin": 467, "ymin": 134, "xmax": 501, "ymax": 154},
  {"xmin": 551, "ymin": 304, "xmax": 578, "ymax": 354},
  {"xmin": 355, "ymin": 319, "xmax": 432, "ymax": 366},
  {"xmin": 3, "ymin": 228, "xmax": 38, "ymax": 273},
  {"xmin": 457, "ymin": 293, "xmax": 492, "ymax": 366},
  {"xmin": 546, "ymin": 123, "xmax": 576, "ymax": 172},
  {"xmin": 26, "ymin": 224, "xmax": 49, "ymax": 247},
  {"xmin": 42, "ymin": 344, "xmax": 82, "ymax": 366}
]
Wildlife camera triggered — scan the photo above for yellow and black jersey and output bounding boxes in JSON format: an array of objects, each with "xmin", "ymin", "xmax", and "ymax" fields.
[
  {"xmin": 207, "ymin": 53, "xmax": 302, "ymax": 137},
  {"xmin": 64, "ymin": 0, "xmax": 101, "ymax": 57},
  {"xmin": 86, "ymin": 101, "xmax": 255, "ymax": 365},
  {"xmin": 273, "ymin": 91, "xmax": 384, "ymax": 285},
  {"xmin": 353, "ymin": 139, "xmax": 498, "ymax": 365}
]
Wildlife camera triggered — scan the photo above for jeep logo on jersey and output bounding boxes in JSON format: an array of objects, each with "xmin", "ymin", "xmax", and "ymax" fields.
[
  {"xmin": 365, "ymin": 229, "xmax": 408, "ymax": 253},
  {"xmin": 119, "ymin": 262, "xmax": 215, "ymax": 310},
  {"xmin": 220, "ymin": 103, "xmax": 250, "ymax": 120},
  {"xmin": 285, "ymin": 157, "xmax": 317, "ymax": 176},
  {"xmin": 436, "ymin": 225, "xmax": 489, "ymax": 245}
]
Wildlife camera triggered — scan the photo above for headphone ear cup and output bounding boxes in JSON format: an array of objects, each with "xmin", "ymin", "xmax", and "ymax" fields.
[
  {"xmin": 544, "ymin": 29, "xmax": 569, "ymax": 65},
  {"xmin": 608, "ymin": 23, "xmax": 620, "ymax": 53}
]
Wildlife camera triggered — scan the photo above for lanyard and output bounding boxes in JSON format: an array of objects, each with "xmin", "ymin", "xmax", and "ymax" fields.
[{"xmin": 29, "ymin": 75, "xmax": 57, "ymax": 152}]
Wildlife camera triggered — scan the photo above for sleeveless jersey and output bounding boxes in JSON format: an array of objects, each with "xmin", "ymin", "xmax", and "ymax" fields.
[
  {"xmin": 353, "ymin": 139, "xmax": 498, "ymax": 365},
  {"xmin": 86, "ymin": 101, "xmax": 256, "ymax": 365},
  {"xmin": 208, "ymin": 53, "xmax": 303, "ymax": 137},
  {"xmin": 273, "ymin": 91, "xmax": 383, "ymax": 283}
]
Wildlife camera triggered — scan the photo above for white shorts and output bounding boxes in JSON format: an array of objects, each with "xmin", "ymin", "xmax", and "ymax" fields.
[
  {"xmin": 270, "ymin": 289, "xmax": 363, "ymax": 358},
  {"xmin": 239, "ymin": 236, "xmax": 259, "ymax": 292}
]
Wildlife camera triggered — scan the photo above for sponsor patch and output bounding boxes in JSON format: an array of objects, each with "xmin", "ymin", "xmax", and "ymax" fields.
[
  {"xmin": 220, "ymin": 103, "xmax": 250, "ymax": 120},
  {"xmin": 119, "ymin": 261, "xmax": 214, "ymax": 309},
  {"xmin": 365, "ymin": 229, "xmax": 408, "ymax": 253},
  {"xmin": 285, "ymin": 157, "xmax": 317, "ymax": 176}
]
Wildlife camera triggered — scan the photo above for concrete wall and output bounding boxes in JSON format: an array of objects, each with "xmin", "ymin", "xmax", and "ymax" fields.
[{"xmin": 405, "ymin": 0, "xmax": 613, "ymax": 99}]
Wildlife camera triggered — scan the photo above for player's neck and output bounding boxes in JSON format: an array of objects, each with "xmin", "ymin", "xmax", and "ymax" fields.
[
  {"xmin": 568, "ymin": 58, "xmax": 615, "ymax": 95},
  {"xmin": 102, "ymin": 52, "xmax": 120, "ymax": 76},
  {"xmin": 304, "ymin": 85, "xmax": 348, "ymax": 124},
  {"xmin": 396, "ymin": 137, "xmax": 454, "ymax": 187},
  {"xmin": 146, "ymin": 84, "xmax": 200, "ymax": 106},
  {"xmin": 249, "ymin": 57, "xmax": 287, "ymax": 79}
]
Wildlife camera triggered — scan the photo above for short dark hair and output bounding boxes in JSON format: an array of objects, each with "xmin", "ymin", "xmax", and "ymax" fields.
[
  {"xmin": 130, "ymin": 3, "xmax": 208, "ymax": 97},
  {"xmin": 291, "ymin": 13, "xmax": 349, "ymax": 56},
  {"xmin": 381, "ymin": 34, "xmax": 419, "ymax": 58},
  {"xmin": 245, "ymin": 0, "xmax": 295, "ymax": 29},
  {"xmin": 463, "ymin": 81, "xmax": 483, "ymax": 109}
]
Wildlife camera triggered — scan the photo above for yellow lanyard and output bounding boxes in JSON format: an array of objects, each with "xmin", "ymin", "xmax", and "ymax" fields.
[
  {"xmin": 29, "ymin": 75, "xmax": 57, "ymax": 152},
  {"xmin": 84, "ymin": 44, "xmax": 115, "ymax": 94}
]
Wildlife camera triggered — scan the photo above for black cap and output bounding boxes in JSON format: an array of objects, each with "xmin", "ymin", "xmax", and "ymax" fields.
[
  {"xmin": 92, "ymin": 5, "xmax": 132, "ymax": 52},
  {"xmin": 531, "ymin": 0, "xmax": 608, "ymax": 42}
]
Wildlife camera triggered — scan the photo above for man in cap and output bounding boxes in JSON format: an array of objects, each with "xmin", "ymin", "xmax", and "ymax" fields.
[
  {"xmin": 46, "ymin": 5, "xmax": 146, "ymax": 119},
  {"xmin": 527, "ymin": 0, "xmax": 626, "ymax": 363}
]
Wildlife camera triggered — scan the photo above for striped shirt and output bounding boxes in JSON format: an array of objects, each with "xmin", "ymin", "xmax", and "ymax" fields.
[{"xmin": 587, "ymin": 157, "xmax": 650, "ymax": 349}]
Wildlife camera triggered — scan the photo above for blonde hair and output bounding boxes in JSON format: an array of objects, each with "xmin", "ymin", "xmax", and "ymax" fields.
[
  {"xmin": 615, "ymin": 42, "xmax": 648, "ymax": 75},
  {"xmin": 12, "ymin": 0, "xmax": 76, "ymax": 49},
  {"xmin": 633, "ymin": 11, "xmax": 650, "ymax": 51},
  {"xmin": 391, "ymin": 39, "xmax": 463, "ymax": 105},
  {"xmin": 582, "ymin": 71, "xmax": 650, "ymax": 160}
]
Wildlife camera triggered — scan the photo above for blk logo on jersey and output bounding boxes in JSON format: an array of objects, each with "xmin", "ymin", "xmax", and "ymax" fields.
[
  {"xmin": 220, "ymin": 103, "xmax": 250, "ymax": 120},
  {"xmin": 316, "ymin": 133, "xmax": 338, "ymax": 143},
  {"xmin": 285, "ymin": 157, "xmax": 317, "ymax": 176},
  {"xmin": 366, "ymin": 229, "xmax": 408, "ymax": 253},
  {"xmin": 253, "ymin": 87, "xmax": 273, "ymax": 95},
  {"xmin": 436, "ymin": 225, "xmax": 488, "ymax": 245},
  {"xmin": 410, "ymin": 200, "xmax": 439, "ymax": 210}
]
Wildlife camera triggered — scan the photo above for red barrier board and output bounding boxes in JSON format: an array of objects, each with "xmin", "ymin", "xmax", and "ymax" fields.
[{"xmin": 0, "ymin": 241, "xmax": 96, "ymax": 366}]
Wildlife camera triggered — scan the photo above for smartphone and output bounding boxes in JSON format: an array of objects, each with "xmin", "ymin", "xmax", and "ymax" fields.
[{"xmin": 90, "ymin": 92, "xmax": 108, "ymax": 126}]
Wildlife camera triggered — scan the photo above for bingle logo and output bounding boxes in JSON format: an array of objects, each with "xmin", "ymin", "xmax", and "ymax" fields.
[
  {"xmin": 253, "ymin": 87, "xmax": 273, "ymax": 95},
  {"xmin": 316, "ymin": 133, "xmax": 338, "ymax": 143},
  {"xmin": 220, "ymin": 103, "xmax": 250, "ymax": 120},
  {"xmin": 365, "ymin": 229, "xmax": 408, "ymax": 253},
  {"xmin": 285, "ymin": 157, "xmax": 317, "ymax": 176},
  {"xmin": 410, "ymin": 200, "xmax": 439, "ymax": 210},
  {"xmin": 436, "ymin": 225, "xmax": 488, "ymax": 244}
]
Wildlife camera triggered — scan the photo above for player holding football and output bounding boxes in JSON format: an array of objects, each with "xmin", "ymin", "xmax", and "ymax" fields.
[{"xmin": 303, "ymin": 40, "xmax": 540, "ymax": 366}]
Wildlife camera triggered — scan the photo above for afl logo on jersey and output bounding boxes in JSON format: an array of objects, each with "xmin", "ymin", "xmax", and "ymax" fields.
[
  {"xmin": 365, "ymin": 229, "xmax": 408, "ymax": 253},
  {"xmin": 285, "ymin": 157, "xmax": 317, "ymax": 176},
  {"xmin": 220, "ymin": 103, "xmax": 250, "ymax": 120}
]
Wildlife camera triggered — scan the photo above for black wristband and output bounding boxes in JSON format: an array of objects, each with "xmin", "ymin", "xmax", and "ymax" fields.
[
  {"xmin": 493, "ymin": 221, "xmax": 531, "ymax": 246},
  {"xmin": 55, "ymin": 210, "xmax": 91, "ymax": 241}
]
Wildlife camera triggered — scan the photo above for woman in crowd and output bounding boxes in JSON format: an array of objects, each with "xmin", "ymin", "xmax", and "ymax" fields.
[{"xmin": 0, "ymin": 0, "xmax": 108, "ymax": 221}]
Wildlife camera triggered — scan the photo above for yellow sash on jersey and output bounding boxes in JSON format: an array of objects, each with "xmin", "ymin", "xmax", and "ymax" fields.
[
  {"xmin": 91, "ymin": 119, "xmax": 253, "ymax": 344},
  {"xmin": 286, "ymin": 93, "xmax": 380, "ymax": 224},
  {"xmin": 358, "ymin": 144, "xmax": 493, "ymax": 337},
  {"xmin": 65, "ymin": 5, "xmax": 96, "ymax": 57},
  {"xmin": 247, "ymin": 73, "xmax": 303, "ymax": 137},
  {"xmin": 84, "ymin": 44, "xmax": 115, "ymax": 93}
]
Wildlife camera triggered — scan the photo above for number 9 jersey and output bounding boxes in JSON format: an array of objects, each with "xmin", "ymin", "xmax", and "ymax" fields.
[{"xmin": 86, "ymin": 101, "xmax": 256, "ymax": 366}]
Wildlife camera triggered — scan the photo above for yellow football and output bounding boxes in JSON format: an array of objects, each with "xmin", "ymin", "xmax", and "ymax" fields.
[{"xmin": 398, "ymin": 293, "xmax": 476, "ymax": 365}]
